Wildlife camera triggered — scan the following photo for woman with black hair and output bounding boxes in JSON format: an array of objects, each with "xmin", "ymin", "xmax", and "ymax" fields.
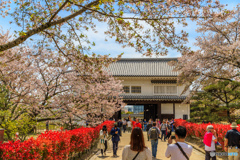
[
  {"xmin": 122, "ymin": 127, "xmax": 151, "ymax": 160},
  {"xmin": 98, "ymin": 125, "xmax": 108, "ymax": 156}
]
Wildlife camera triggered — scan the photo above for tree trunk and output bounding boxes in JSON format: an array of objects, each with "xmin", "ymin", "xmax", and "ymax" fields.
[{"xmin": 227, "ymin": 110, "xmax": 231, "ymax": 123}]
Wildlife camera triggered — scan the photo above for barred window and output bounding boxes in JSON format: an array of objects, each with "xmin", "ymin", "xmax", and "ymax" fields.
[
  {"xmin": 166, "ymin": 86, "xmax": 177, "ymax": 94},
  {"xmin": 154, "ymin": 86, "xmax": 165, "ymax": 94},
  {"xmin": 154, "ymin": 86, "xmax": 177, "ymax": 94},
  {"xmin": 131, "ymin": 86, "xmax": 141, "ymax": 93},
  {"xmin": 123, "ymin": 86, "xmax": 130, "ymax": 93}
]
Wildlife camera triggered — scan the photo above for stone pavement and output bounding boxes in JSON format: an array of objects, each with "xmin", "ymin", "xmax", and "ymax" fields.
[{"xmin": 91, "ymin": 131, "xmax": 205, "ymax": 160}]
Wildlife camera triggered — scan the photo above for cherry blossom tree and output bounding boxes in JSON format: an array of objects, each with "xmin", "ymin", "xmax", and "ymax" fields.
[
  {"xmin": 0, "ymin": 31, "xmax": 125, "ymax": 126},
  {"xmin": 171, "ymin": 5, "xmax": 240, "ymax": 96},
  {"xmin": 0, "ymin": 0, "xmax": 227, "ymax": 56},
  {"xmin": 0, "ymin": 0, "xmax": 233, "ymax": 127}
]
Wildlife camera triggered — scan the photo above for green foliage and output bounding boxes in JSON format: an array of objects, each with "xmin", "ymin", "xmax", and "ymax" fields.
[
  {"xmin": 0, "ymin": 85, "xmax": 36, "ymax": 141},
  {"xmin": 1, "ymin": 113, "xmax": 36, "ymax": 141},
  {"xmin": 236, "ymin": 119, "xmax": 240, "ymax": 124},
  {"xmin": 190, "ymin": 80, "xmax": 240, "ymax": 123}
]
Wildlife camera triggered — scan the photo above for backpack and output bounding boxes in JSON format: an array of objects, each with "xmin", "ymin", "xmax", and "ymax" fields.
[
  {"xmin": 150, "ymin": 127, "xmax": 158, "ymax": 140},
  {"xmin": 161, "ymin": 123, "xmax": 166, "ymax": 130}
]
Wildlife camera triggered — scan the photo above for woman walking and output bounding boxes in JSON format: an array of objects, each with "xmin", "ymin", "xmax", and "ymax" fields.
[
  {"xmin": 155, "ymin": 119, "xmax": 161, "ymax": 129},
  {"xmin": 122, "ymin": 127, "xmax": 152, "ymax": 160},
  {"xmin": 98, "ymin": 125, "xmax": 108, "ymax": 157}
]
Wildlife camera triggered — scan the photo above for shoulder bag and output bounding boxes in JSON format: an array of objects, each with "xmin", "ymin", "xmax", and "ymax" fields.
[
  {"xmin": 175, "ymin": 143, "xmax": 189, "ymax": 160},
  {"xmin": 132, "ymin": 151, "xmax": 140, "ymax": 160}
]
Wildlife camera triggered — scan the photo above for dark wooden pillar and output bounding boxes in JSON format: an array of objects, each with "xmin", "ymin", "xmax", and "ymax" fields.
[
  {"xmin": 157, "ymin": 102, "xmax": 161, "ymax": 121},
  {"xmin": 173, "ymin": 103, "xmax": 175, "ymax": 119}
]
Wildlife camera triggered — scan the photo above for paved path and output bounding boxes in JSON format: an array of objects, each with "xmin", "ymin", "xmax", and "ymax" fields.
[{"xmin": 91, "ymin": 131, "xmax": 205, "ymax": 160}]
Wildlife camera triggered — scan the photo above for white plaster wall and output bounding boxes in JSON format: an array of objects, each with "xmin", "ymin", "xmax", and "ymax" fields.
[
  {"xmin": 175, "ymin": 103, "xmax": 189, "ymax": 119},
  {"xmin": 178, "ymin": 85, "xmax": 190, "ymax": 96},
  {"xmin": 121, "ymin": 79, "xmax": 153, "ymax": 95},
  {"xmin": 120, "ymin": 78, "xmax": 190, "ymax": 96},
  {"xmin": 161, "ymin": 103, "xmax": 173, "ymax": 114}
]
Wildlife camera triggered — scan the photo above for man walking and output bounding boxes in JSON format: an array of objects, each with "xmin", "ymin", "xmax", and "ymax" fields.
[
  {"xmin": 224, "ymin": 122, "xmax": 240, "ymax": 160},
  {"xmin": 110, "ymin": 123, "xmax": 120, "ymax": 157},
  {"xmin": 160, "ymin": 120, "xmax": 167, "ymax": 141},
  {"xmin": 129, "ymin": 115, "xmax": 142, "ymax": 129},
  {"xmin": 117, "ymin": 119, "xmax": 123, "ymax": 136},
  {"xmin": 146, "ymin": 119, "xmax": 153, "ymax": 141},
  {"xmin": 148, "ymin": 122, "xmax": 160, "ymax": 158},
  {"xmin": 166, "ymin": 121, "xmax": 172, "ymax": 140}
]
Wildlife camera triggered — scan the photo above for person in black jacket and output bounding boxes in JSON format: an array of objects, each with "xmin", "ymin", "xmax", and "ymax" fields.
[
  {"xmin": 224, "ymin": 122, "xmax": 240, "ymax": 160},
  {"xmin": 111, "ymin": 123, "xmax": 121, "ymax": 157},
  {"xmin": 117, "ymin": 119, "xmax": 123, "ymax": 136},
  {"xmin": 146, "ymin": 119, "xmax": 153, "ymax": 141}
]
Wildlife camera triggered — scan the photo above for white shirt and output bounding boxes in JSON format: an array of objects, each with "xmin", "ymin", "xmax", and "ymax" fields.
[
  {"xmin": 127, "ymin": 121, "xmax": 132, "ymax": 127},
  {"xmin": 123, "ymin": 120, "xmax": 127, "ymax": 125},
  {"xmin": 165, "ymin": 142, "xmax": 193, "ymax": 160},
  {"xmin": 99, "ymin": 130, "xmax": 108, "ymax": 141},
  {"xmin": 122, "ymin": 145, "xmax": 152, "ymax": 160},
  {"xmin": 205, "ymin": 135, "xmax": 216, "ymax": 151}
]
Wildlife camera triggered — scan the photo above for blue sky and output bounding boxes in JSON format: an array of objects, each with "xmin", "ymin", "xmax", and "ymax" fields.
[{"xmin": 0, "ymin": 0, "xmax": 239, "ymax": 58}]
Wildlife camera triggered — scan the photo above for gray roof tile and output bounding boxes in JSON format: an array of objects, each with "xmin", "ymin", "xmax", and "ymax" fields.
[{"xmin": 105, "ymin": 58, "xmax": 178, "ymax": 77}]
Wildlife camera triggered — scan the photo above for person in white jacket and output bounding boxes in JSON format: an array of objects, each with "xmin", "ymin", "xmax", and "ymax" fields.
[{"xmin": 98, "ymin": 125, "xmax": 108, "ymax": 156}]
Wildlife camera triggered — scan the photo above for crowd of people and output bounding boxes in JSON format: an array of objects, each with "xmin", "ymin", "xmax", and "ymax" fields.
[
  {"xmin": 115, "ymin": 117, "xmax": 175, "ymax": 141},
  {"xmin": 98, "ymin": 116, "xmax": 193, "ymax": 160},
  {"xmin": 98, "ymin": 117, "xmax": 240, "ymax": 160}
]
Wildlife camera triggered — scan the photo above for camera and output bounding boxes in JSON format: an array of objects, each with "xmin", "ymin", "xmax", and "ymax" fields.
[{"xmin": 171, "ymin": 131, "xmax": 175, "ymax": 139}]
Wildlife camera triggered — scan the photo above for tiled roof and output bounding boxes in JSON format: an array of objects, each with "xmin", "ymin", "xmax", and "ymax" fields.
[
  {"xmin": 105, "ymin": 58, "xmax": 178, "ymax": 77},
  {"xmin": 121, "ymin": 95, "xmax": 186, "ymax": 101}
]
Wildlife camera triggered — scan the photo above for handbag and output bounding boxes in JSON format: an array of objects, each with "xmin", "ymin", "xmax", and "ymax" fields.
[
  {"xmin": 175, "ymin": 143, "xmax": 189, "ymax": 160},
  {"xmin": 132, "ymin": 151, "xmax": 140, "ymax": 160}
]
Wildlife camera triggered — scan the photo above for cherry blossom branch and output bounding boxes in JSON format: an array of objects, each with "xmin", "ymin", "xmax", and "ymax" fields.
[
  {"xmin": 0, "ymin": 0, "xmax": 99, "ymax": 52},
  {"xmin": 48, "ymin": 0, "xmax": 70, "ymax": 23}
]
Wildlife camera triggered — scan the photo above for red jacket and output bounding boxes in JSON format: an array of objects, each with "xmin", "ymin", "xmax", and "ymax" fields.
[{"xmin": 132, "ymin": 121, "xmax": 142, "ymax": 129}]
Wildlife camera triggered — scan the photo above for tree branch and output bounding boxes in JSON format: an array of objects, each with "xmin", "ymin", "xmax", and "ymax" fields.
[
  {"xmin": 48, "ymin": 0, "xmax": 70, "ymax": 23},
  {"xmin": 0, "ymin": 0, "xmax": 99, "ymax": 52},
  {"xmin": 36, "ymin": 117, "xmax": 61, "ymax": 122},
  {"xmin": 72, "ymin": 2, "xmax": 209, "ymax": 21}
]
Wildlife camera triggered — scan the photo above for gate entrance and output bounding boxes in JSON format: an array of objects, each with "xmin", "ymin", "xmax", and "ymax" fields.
[{"xmin": 144, "ymin": 104, "xmax": 157, "ymax": 121}]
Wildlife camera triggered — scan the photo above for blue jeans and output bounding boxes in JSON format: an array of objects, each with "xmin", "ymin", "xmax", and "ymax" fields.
[
  {"xmin": 112, "ymin": 141, "xmax": 119, "ymax": 155},
  {"xmin": 161, "ymin": 130, "xmax": 166, "ymax": 141},
  {"xmin": 144, "ymin": 124, "xmax": 147, "ymax": 131},
  {"xmin": 151, "ymin": 139, "xmax": 158, "ymax": 157}
]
